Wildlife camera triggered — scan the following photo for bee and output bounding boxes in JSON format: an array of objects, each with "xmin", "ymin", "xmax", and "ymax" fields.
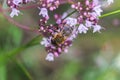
[
  {"xmin": 51, "ymin": 32, "xmax": 67, "ymax": 46},
  {"xmin": 51, "ymin": 25, "xmax": 74, "ymax": 46}
]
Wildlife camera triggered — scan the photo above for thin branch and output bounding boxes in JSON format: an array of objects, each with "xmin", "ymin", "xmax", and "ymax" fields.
[
  {"xmin": 63, "ymin": 10, "xmax": 77, "ymax": 20},
  {"xmin": 63, "ymin": 9, "xmax": 120, "ymax": 20},
  {"xmin": 0, "ymin": 35, "xmax": 40, "ymax": 66},
  {"xmin": 2, "ymin": 4, "xmax": 40, "ymax": 12},
  {"xmin": 13, "ymin": 59, "xmax": 33, "ymax": 80},
  {"xmin": 0, "ymin": 6, "xmax": 39, "ymax": 33},
  {"xmin": 100, "ymin": 9, "xmax": 120, "ymax": 18}
]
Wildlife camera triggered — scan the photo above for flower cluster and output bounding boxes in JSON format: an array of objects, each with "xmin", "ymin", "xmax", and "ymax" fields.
[
  {"xmin": 39, "ymin": 0, "xmax": 60, "ymax": 11},
  {"xmin": 7, "ymin": 0, "xmax": 35, "ymax": 17},
  {"xmin": 71, "ymin": 1, "xmax": 103, "ymax": 33},
  {"xmin": 6, "ymin": 0, "xmax": 114, "ymax": 61}
]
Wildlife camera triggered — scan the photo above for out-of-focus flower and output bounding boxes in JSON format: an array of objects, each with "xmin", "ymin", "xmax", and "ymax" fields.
[
  {"xmin": 10, "ymin": 8, "xmax": 21, "ymax": 17},
  {"xmin": 113, "ymin": 53, "xmax": 120, "ymax": 70},
  {"xmin": 78, "ymin": 24, "xmax": 88, "ymax": 34},
  {"xmin": 85, "ymin": 20, "xmax": 92, "ymax": 28},
  {"xmin": 65, "ymin": 17, "xmax": 77, "ymax": 26},
  {"xmin": 45, "ymin": 53, "xmax": 54, "ymax": 61},
  {"xmin": 107, "ymin": 0, "xmax": 114, "ymax": 5},
  {"xmin": 93, "ymin": 25, "xmax": 102, "ymax": 33},
  {"xmin": 93, "ymin": 5, "xmax": 103, "ymax": 16},
  {"xmin": 12, "ymin": 0, "xmax": 22, "ymax": 6},
  {"xmin": 39, "ymin": 8, "xmax": 49, "ymax": 19},
  {"xmin": 41, "ymin": 38, "xmax": 50, "ymax": 47}
]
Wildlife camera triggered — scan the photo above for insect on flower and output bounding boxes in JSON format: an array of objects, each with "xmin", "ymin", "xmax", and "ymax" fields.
[
  {"xmin": 51, "ymin": 25, "xmax": 74, "ymax": 46},
  {"xmin": 5, "ymin": 0, "xmax": 114, "ymax": 61},
  {"xmin": 51, "ymin": 32, "xmax": 67, "ymax": 46}
]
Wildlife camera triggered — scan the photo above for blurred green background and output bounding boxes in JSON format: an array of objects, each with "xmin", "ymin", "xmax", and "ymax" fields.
[{"xmin": 0, "ymin": 0, "xmax": 120, "ymax": 80}]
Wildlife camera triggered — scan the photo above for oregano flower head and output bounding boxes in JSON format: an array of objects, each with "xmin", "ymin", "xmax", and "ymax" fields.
[{"xmin": 6, "ymin": 0, "xmax": 114, "ymax": 61}]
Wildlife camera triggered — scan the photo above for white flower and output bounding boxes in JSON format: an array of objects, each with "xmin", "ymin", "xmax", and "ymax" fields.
[
  {"xmin": 41, "ymin": 38, "xmax": 50, "ymax": 47},
  {"xmin": 13, "ymin": 0, "xmax": 22, "ymax": 6},
  {"xmin": 90, "ymin": 12, "xmax": 98, "ymax": 19},
  {"xmin": 39, "ymin": 8, "xmax": 49, "ymax": 18},
  {"xmin": 93, "ymin": 25, "xmax": 102, "ymax": 33},
  {"xmin": 47, "ymin": 0, "xmax": 54, "ymax": 3},
  {"xmin": 113, "ymin": 53, "xmax": 120, "ymax": 70},
  {"xmin": 78, "ymin": 24, "xmax": 88, "ymax": 34},
  {"xmin": 10, "ymin": 8, "xmax": 20, "ymax": 18},
  {"xmin": 69, "ymin": 33, "xmax": 77, "ymax": 40},
  {"xmin": 93, "ymin": 0, "xmax": 99, "ymax": 6},
  {"xmin": 45, "ymin": 53, "xmax": 54, "ymax": 61},
  {"xmin": 68, "ymin": 27, "xmax": 78, "ymax": 40},
  {"xmin": 85, "ymin": 20, "xmax": 93, "ymax": 28},
  {"xmin": 64, "ymin": 48, "xmax": 68, "ymax": 53},
  {"xmin": 61, "ymin": 12, "xmax": 68, "ymax": 19},
  {"xmin": 56, "ymin": 19, "xmax": 61, "ymax": 24},
  {"xmin": 25, "ymin": 0, "xmax": 35, "ymax": 2},
  {"xmin": 93, "ymin": 5, "xmax": 103, "ymax": 16},
  {"xmin": 107, "ymin": 0, "xmax": 114, "ymax": 5},
  {"xmin": 65, "ymin": 17, "xmax": 77, "ymax": 26}
]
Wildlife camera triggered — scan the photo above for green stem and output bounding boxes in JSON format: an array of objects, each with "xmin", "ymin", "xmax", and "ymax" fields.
[
  {"xmin": 13, "ymin": 59, "xmax": 33, "ymax": 80},
  {"xmin": 0, "ymin": 65, "xmax": 6, "ymax": 80},
  {"xmin": 64, "ymin": 9, "xmax": 120, "ymax": 19},
  {"xmin": 63, "ymin": 10, "xmax": 77, "ymax": 20},
  {"xmin": 0, "ymin": 35, "xmax": 41, "ymax": 66},
  {"xmin": 100, "ymin": 9, "xmax": 120, "ymax": 18}
]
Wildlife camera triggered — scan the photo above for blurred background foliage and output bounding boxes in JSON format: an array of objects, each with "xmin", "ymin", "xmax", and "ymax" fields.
[{"xmin": 0, "ymin": 0, "xmax": 120, "ymax": 80}]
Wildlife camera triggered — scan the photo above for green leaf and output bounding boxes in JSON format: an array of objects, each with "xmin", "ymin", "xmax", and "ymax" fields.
[
  {"xmin": 0, "ymin": 35, "xmax": 41, "ymax": 67},
  {"xmin": 0, "ymin": 65, "xmax": 7, "ymax": 80},
  {"xmin": 13, "ymin": 59, "xmax": 33, "ymax": 80},
  {"xmin": 8, "ymin": 25, "xmax": 23, "ymax": 46}
]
